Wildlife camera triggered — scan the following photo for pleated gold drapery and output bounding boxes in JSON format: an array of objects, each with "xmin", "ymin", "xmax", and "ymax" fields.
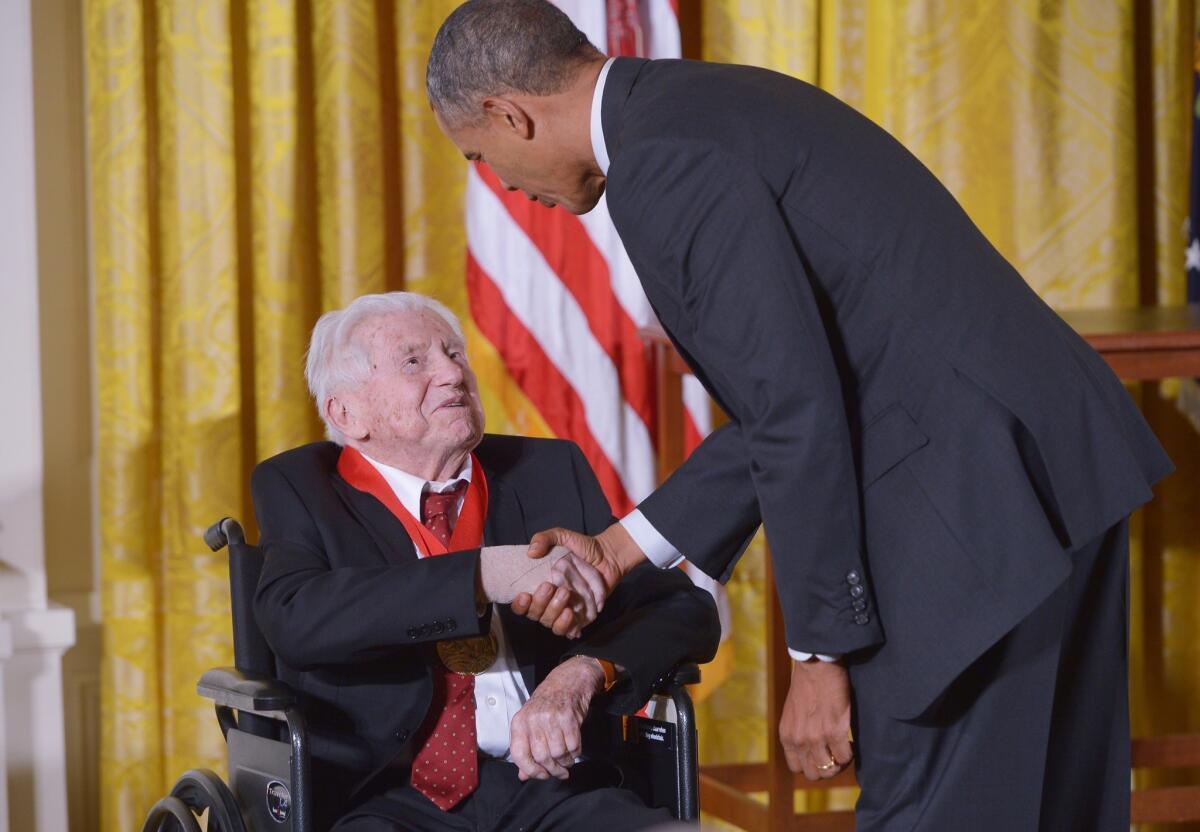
[{"xmin": 86, "ymin": 1, "xmax": 1198, "ymax": 829}]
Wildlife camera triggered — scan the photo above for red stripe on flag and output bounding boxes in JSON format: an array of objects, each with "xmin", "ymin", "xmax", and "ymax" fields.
[
  {"xmin": 606, "ymin": 0, "xmax": 644, "ymax": 56},
  {"xmin": 475, "ymin": 164, "xmax": 656, "ymax": 440},
  {"xmin": 467, "ymin": 251, "xmax": 635, "ymax": 514}
]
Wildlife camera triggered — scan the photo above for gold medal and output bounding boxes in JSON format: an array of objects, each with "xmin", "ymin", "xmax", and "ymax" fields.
[{"xmin": 436, "ymin": 632, "xmax": 499, "ymax": 675}]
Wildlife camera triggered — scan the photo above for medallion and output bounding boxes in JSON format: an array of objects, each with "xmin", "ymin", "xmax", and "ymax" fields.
[{"xmin": 436, "ymin": 632, "xmax": 499, "ymax": 675}]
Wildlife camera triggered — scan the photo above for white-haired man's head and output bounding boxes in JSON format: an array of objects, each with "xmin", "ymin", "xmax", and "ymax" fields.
[{"xmin": 306, "ymin": 292, "xmax": 485, "ymax": 480}]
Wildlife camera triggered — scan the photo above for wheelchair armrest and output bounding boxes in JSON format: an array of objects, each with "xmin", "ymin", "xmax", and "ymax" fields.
[
  {"xmin": 197, "ymin": 667, "xmax": 296, "ymax": 713},
  {"xmin": 653, "ymin": 663, "xmax": 700, "ymax": 692}
]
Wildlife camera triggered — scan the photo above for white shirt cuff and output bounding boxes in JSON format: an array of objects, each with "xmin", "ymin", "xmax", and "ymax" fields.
[
  {"xmin": 619, "ymin": 510, "xmax": 685, "ymax": 569},
  {"xmin": 788, "ymin": 650, "xmax": 842, "ymax": 662}
]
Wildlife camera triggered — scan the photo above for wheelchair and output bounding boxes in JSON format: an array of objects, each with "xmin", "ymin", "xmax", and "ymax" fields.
[{"xmin": 142, "ymin": 517, "xmax": 701, "ymax": 831}]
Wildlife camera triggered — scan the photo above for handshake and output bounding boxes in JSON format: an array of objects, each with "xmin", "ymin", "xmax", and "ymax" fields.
[{"xmin": 477, "ymin": 525, "xmax": 638, "ymax": 639}]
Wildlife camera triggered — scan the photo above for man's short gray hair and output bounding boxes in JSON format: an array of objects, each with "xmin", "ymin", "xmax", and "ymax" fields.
[
  {"xmin": 306, "ymin": 292, "xmax": 466, "ymax": 444},
  {"xmin": 427, "ymin": 0, "xmax": 603, "ymax": 128}
]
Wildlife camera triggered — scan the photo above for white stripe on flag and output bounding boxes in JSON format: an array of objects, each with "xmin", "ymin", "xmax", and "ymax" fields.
[
  {"xmin": 466, "ymin": 168, "xmax": 657, "ymax": 504},
  {"xmin": 682, "ymin": 374, "xmax": 712, "ymax": 435},
  {"xmin": 686, "ymin": 562, "xmax": 733, "ymax": 640},
  {"xmin": 554, "ymin": 1, "xmax": 607, "ymax": 50},
  {"xmin": 576, "ymin": 196, "xmax": 659, "ymax": 330},
  {"xmin": 641, "ymin": 0, "xmax": 681, "ymax": 59}
]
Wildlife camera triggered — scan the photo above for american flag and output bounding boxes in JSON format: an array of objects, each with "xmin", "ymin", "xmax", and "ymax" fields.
[{"xmin": 463, "ymin": 0, "xmax": 733, "ymax": 681}]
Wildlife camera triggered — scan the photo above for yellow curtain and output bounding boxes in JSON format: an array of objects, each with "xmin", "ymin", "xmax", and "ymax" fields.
[
  {"xmin": 694, "ymin": 0, "xmax": 1200, "ymax": 824},
  {"xmin": 87, "ymin": 0, "xmax": 1198, "ymax": 829}
]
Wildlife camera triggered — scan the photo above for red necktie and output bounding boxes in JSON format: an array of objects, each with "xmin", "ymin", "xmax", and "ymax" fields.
[
  {"xmin": 420, "ymin": 485, "xmax": 466, "ymax": 549},
  {"xmin": 410, "ymin": 482, "xmax": 479, "ymax": 811}
]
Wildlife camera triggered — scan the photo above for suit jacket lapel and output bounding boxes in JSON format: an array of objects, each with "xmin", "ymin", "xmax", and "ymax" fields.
[
  {"xmin": 601, "ymin": 56, "xmax": 648, "ymax": 170},
  {"xmin": 331, "ymin": 474, "xmax": 418, "ymax": 566}
]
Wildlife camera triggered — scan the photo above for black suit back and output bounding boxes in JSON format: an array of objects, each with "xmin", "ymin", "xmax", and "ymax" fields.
[{"xmin": 600, "ymin": 57, "xmax": 1171, "ymax": 718}]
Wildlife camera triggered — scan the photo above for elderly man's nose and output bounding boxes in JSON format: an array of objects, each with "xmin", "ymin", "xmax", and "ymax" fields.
[{"xmin": 434, "ymin": 352, "xmax": 466, "ymax": 381}]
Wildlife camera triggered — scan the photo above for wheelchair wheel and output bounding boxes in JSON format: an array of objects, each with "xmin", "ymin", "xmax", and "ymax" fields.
[
  {"xmin": 140, "ymin": 795, "xmax": 203, "ymax": 832},
  {"xmin": 159, "ymin": 769, "xmax": 246, "ymax": 832}
]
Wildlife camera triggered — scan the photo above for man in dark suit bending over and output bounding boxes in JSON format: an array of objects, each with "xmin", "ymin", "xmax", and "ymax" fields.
[
  {"xmin": 427, "ymin": 1, "xmax": 1173, "ymax": 828},
  {"xmin": 253, "ymin": 290, "xmax": 719, "ymax": 830}
]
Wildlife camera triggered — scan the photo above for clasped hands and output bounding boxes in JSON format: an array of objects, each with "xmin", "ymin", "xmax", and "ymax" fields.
[
  {"xmin": 479, "ymin": 524, "xmax": 645, "ymax": 639},
  {"xmin": 477, "ymin": 542, "xmax": 606, "ymax": 639}
]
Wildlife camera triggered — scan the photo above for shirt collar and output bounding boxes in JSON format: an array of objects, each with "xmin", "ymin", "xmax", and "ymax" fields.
[
  {"xmin": 590, "ymin": 57, "xmax": 616, "ymax": 175},
  {"xmin": 359, "ymin": 451, "xmax": 473, "ymax": 521}
]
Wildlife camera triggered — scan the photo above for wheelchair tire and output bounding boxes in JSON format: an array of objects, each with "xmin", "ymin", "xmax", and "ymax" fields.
[
  {"xmin": 168, "ymin": 768, "xmax": 247, "ymax": 832},
  {"xmin": 140, "ymin": 795, "xmax": 203, "ymax": 832}
]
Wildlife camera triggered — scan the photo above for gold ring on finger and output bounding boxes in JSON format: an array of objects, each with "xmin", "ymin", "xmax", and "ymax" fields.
[{"xmin": 816, "ymin": 757, "xmax": 838, "ymax": 772}]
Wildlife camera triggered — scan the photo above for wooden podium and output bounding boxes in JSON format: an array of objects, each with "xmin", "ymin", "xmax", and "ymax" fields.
[{"xmin": 642, "ymin": 305, "xmax": 1200, "ymax": 830}]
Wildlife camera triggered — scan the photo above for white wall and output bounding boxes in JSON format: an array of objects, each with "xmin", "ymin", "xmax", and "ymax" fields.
[
  {"xmin": 0, "ymin": 1, "xmax": 80, "ymax": 830},
  {"xmin": 0, "ymin": 0, "xmax": 49, "ymax": 616}
]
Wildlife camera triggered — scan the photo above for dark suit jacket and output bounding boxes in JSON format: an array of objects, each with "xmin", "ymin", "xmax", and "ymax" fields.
[
  {"xmin": 600, "ymin": 57, "xmax": 1172, "ymax": 719},
  {"xmin": 252, "ymin": 435, "xmax": 719, "ymax": 818}
]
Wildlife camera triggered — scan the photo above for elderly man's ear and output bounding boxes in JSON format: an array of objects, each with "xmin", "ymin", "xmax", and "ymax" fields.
[{"xmin": 326, "ymin": 395, "xmax": 369, "ymax": 442}]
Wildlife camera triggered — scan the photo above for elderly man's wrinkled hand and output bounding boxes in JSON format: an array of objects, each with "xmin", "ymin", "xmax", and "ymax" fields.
[
  {"xmin": 511, "ymin": 553, "xmax": 607, "ymax": 639},
  {"xmin": 509, "ymin": 656, "xmax": 604, "ymax": 781}
]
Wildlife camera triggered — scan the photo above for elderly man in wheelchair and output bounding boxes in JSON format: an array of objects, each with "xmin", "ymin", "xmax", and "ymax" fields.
[{"xmin": 145, "ymin": 291, "xmax": 720, "ymax": 832}]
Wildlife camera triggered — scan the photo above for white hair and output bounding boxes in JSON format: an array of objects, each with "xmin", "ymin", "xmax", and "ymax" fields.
[{"xmin": 305, "ymin": 292, "xmax": 466, "ymax": 444}]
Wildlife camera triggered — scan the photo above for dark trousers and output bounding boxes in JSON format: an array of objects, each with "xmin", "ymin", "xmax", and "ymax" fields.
[
  {"xmin": 331, "ymin": 758, "xmax": 674, "ymax": 832},
  {"xmin": 853, "ymin": 519, "xmax": 1131, "ymax": 830}
]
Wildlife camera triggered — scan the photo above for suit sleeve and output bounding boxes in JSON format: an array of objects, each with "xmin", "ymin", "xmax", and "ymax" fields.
[
  {"xmin": 559, "ymin": 441, "xmax": 722, "ymax": 711},
  {"xmin": 252, "ymin": 461, "xmax": 487, "ymax": 670},
  {"xmin": 608, "ymin": 139, "xmax": 883, "ymax": 656},
  {"xmin": 638, "ymin": 421, "xmax": 760, "ymax": 580}
]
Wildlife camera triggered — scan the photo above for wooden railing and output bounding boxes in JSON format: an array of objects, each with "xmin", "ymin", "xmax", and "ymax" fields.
[{"xmin": 643, "ymin": 304, "xmax": 1200, "ymax": 830}]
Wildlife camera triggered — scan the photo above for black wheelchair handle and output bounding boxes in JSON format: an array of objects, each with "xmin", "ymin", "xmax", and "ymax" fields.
[{"xmin": 204, "ymin": 517, "xmax": 245, "ymax": 552}]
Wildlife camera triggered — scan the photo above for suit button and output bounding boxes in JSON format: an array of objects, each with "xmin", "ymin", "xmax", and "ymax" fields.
[
  {"xmin": 395, "ymin": 729, "xmax": 409, "ymax": 742},
  {"xmin": 407, "ymin": 627, "xmax": 418, "ymax": 640},
  {"xmin": 846, "ymin": 570, "xmax": 862, "ymax": 586},
  {"xmin": 854, "ymin": 612, "xmax": 870, "ymax": 625},
  {"xmin": 432, "ymin": 622, "xmax": 444, "ymax": 635},
  {"xmin": 853, "ymin": 598, "xmax": 868, "ymax": 612},
  {"xmin": 446, "ymin": 619, "xmax": 457, "ymax": 632},
  {"xmin": 850, "ymin": 584, "xmax": 865, "ymax": 598}
]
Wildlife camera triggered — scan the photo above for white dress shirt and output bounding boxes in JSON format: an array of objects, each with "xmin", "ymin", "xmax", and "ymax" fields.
[
  {"xmin": 360, "ymin": 452, "xmax": 532, "ymax": 759},
  {"xmin": 589, "ymin": 57, "xmax": 616, "ymax": 175},
  {"xmin": 591, "ymin": 60, "xmax": 836, "ymax": 664}
]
